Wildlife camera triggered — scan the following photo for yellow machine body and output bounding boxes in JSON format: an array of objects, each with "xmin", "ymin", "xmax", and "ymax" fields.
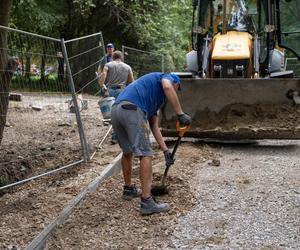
[{"xmin": 212, "ymin": 31, "xmax": 252, "ymax": 60}]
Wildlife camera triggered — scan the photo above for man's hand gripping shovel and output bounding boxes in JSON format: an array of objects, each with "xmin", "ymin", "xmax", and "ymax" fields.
[{"xmin": 151, "ymin": 121, "xmax": 190, "ymax": 196}]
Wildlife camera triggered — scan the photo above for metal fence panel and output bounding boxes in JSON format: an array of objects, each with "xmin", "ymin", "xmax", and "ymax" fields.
[
  {"xmin": 0, "ymin": 26, "xmax": 167, "ymax": 190},
  {"xmin": 0, "ymin": 26, "xmax": 101, "ymax": 189},
  {"xmin": 62, "ymin": 32, "xmax": 107, "ymax": 159}
]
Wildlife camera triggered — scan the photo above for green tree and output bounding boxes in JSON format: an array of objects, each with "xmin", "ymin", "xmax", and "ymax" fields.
[
  {"xmin": 105, "ymin": 0, "xmax": 193, "ymax": 71},
  {"xmin": 9, "ymin": 0, "xmax": 194, "ymax": 71}
]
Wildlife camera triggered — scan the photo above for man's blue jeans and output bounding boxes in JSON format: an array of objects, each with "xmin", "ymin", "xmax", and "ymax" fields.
[{"xmin": 108, "ymin": 88, "xmax": 123, "ymax": 99}]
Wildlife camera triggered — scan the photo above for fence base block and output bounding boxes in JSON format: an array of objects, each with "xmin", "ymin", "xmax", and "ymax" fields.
[{"xmin": 9, "ymin": 93, "xmax": 22, "ymax": 102}]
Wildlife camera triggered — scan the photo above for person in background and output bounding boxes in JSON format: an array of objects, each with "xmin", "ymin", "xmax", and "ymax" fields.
[
  {"xmin": 98, "ymin": 43, "xmax": 115, "ymax": 74},
  {"xmin": 98, "ymin": 50, "xmax": 134, "ymax": 143},
  {"xmin": 110, "ymin": 72, "xmax": 192, "ymax": 215}
]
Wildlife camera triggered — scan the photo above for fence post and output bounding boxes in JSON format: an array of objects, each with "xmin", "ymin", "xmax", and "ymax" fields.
[
  {"xmin": 100, "ymin": 32, "xmax": 106, "ymax": 56},
  {"xmin": 122, "ymin": 45, "xmax": 125, "ymax": 61},
  {"xmin": 61, "ymin": 38, "xmax": 90, "ymax": 162}
]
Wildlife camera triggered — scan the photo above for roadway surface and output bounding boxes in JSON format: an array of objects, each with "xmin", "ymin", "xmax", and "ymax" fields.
[{"xmin": 171, "ymin": 140, "xmax": 300, "ymax": 249}]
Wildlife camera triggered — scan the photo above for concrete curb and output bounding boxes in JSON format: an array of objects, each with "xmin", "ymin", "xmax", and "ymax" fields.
[{"xmin": 25, "ymin": 153, "xmax": 122, "ymax": 250}]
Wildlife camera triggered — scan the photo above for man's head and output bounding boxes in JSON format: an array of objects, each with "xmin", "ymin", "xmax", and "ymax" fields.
[
  {"xmin": 112, "ymin": 50, "xmax": 123, "ymax": 61},
  {"xmin": 163, "ymin": 73, "xmax": 181, "ymax": 91},
  {"xmin": 106, "ymin": 43, "xmax": 115, "ymax": 55}
]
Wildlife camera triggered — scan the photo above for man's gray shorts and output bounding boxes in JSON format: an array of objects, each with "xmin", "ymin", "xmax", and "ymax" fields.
[{"xmin": 111, "ymin": 101, "xmax": 152, "ymax": 157}]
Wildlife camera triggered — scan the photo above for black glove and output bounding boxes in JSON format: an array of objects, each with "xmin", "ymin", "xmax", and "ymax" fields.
[
  {"xmin": 177, "ymin": 113, "xmax": 192, "ymax": 126},
  {"xmin": 164, "ymin": 150, "xmax": 175, "ymax": 167}
]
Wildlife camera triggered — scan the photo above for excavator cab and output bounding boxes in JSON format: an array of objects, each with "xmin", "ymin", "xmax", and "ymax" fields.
[
  {"xmin": 188, "ymin": 0, "xmax": 299, "ymax": 78},
  {"xmin": 160, "ymin": 0, "xmax": 300, "ymax": 140}
]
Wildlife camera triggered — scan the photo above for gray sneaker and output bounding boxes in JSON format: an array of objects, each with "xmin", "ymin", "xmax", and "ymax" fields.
[
  {"xmin": 140, "ymin": 197, "xmax": 170, "ymax": 215},
  {"xmin": 122, "ymin": 185, "xmax": 141, "ymax": 200}
]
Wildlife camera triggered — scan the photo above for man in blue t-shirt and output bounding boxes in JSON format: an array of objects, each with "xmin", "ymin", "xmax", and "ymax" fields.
[{"xmin": 111, "ymin": 72, "xmax": 192, "ymax": 215}]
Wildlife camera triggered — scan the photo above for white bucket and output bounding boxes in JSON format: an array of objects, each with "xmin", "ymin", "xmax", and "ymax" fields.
[{"xmin": 98, "ymin": 97, "xmax": 115, "ymax": 119}]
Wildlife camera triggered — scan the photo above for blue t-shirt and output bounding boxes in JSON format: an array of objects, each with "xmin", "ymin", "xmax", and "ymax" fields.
[{"xmin": 115, "ymin": 72, "xmax": 175, "ymax": 120}]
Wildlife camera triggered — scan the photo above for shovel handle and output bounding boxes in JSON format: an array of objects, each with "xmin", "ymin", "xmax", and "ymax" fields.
[
  {"xmin": 170, "ymin": 122, "xmax": 190, "ymax": 159},
  {"xmin": 176, "ymin": 121, "xmax": 190, "ymax": 138},
  {"xmin": 160, "ymin": 122, "xmax": 190, "ymax": 187}
]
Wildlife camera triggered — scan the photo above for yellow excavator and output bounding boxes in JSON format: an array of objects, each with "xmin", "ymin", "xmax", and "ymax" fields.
[{"xmin": 160, "ymin": 0, "xmax": 300, "ymax": 140}]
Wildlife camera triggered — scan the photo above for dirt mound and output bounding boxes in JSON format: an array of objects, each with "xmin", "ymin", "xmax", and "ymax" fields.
[{"xmin": 193, "ymin": 103, "xmax": 300, "ymax": 130}]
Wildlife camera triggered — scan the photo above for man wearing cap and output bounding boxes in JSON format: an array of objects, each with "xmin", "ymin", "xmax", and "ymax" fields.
[
  {"xmin": 110, "ymin": 72, "xmax": 192, "ymax": 215},
  {"xmin": 98, "ymin": 43, "xmax": 115, "ymax": 74}
]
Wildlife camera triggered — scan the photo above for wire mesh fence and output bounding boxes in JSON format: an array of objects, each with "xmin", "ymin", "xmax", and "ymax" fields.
[
  {"xmin": 122, "ymin": 45, "xmax": 165, "ymax": 77},
  {"xmin": 0, "ymin": 27, "xmax": 105, "ymax": 190},
  {"xmin": 64, "ymin": 33, "xmax": 105, "ymax": 94},
  {"xmin": 0, "ymin": 25, "xmax": 172, "ymax": 190},
  {"xmin": 62, "ymin": 33, "xmax": 108, "ymax": 160}
]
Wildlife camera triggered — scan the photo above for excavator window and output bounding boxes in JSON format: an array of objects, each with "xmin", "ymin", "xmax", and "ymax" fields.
[
  {"xmin": 210, "ymin": 0, "xmax": 259, "ymax": 34},
  {"xmin": 278, "ymin": 0, "xmax": 300, "ymax": 75}
]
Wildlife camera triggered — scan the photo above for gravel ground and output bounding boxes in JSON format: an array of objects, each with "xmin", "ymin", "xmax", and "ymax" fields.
[
  {"xmin": 0, "ymin": 144, "xmax": 121, "ymax": 249},
  {"xmin": 45, "ymin": 140, "xmax": 299, "ymax": 249},
  {"xmin": 1, "ymin": 94, "xmax": 299, "ymax": 249},
  {"xmin": 0, "ymin": 93, "xmax": 104, "ymax": 187},
  {"xmin": 172, "ymin": 140, "xmax": 300, "ymax": 249},
  {"xmin": 45, "ymin": 142, "xmax": 215, "ymax": 249},
  {"xmin": 0, "ymin": 92, "xmax": 122, "ymax": 249},
  {"xmin": 2, "ymin": 138, "xmax": 299, "ymax": 249}
]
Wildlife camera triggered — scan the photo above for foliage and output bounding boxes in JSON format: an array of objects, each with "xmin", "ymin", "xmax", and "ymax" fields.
[
  {"xmin": 108, "ymin": 0, "xmax": 192, "ymax": 71},
  {"xmin": 11, "ymin": 74, "xmax": 68, "ymax": 92},
  {"xmin": 10, "ymin": 0, "xmax": 65, "ymax": 37},
  {"xmin": 8, "ymin": 0, "xmax": 300, "ymax": 72},
  {"xmin": 9, "ymin": 0, "xmax": 193, "ymax": 71}
]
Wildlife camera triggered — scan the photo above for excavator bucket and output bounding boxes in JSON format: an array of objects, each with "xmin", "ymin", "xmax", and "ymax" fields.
[{"xmin": 160, "ymin": 78, "xmax": 300, "ymax": 140}]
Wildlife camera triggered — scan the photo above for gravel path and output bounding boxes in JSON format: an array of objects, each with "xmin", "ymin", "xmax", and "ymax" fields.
[
  {"xmin": 172, "ymin": 140, "xmax": 300, "ymax": 249},
  {"xmin": 2, "ymin": 138, "xmax": 298, "ymax": 249}
]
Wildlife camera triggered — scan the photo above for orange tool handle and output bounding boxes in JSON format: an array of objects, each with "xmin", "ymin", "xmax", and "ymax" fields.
[{"xmin": 176, "ymin": 121, "xmax": 190, "ymax": 138}]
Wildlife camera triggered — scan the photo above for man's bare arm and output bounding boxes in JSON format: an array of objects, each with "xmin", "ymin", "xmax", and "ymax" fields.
[
  {"xmin": 161, "ymin": 79, "xmax": 183, "ymax": 115},
  {"xmin": 149, "ymin": 115, "xmax": 168, "ymax": 152},
  {"xmin": 98, "ymin": 66, "xmax": 108, "ymax": 87},
  {"xmin": 126, "ymin": 71, "xmax": 134, "ymax": 85}
]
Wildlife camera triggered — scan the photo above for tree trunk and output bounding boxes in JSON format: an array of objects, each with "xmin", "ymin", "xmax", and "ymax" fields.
[{"xmin": 0, "ymin": 0, "xmax": 13, "ymax": 145}]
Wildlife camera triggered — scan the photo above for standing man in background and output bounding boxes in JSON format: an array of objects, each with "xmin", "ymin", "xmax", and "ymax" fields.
[
  {"xmin": 98, "ymin": 43, "xmax": 115, "ymax": 74},
  {"xmin": 98, "ymin": 50, "xmax": 134, "ymax": 98},
  {"xmin": 98, "ymin": 50, "xmax": 134, "ymax": 143}
]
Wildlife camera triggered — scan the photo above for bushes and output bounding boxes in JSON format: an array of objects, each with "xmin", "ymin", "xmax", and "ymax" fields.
[{"xmin": 11, "ymin": 74, "xmax": 69, "ymax": 92}]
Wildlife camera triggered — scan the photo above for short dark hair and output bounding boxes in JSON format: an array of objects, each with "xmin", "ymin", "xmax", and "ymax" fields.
[{"xmin": 112, "ymin": 50, "xmax": 123, "ymax": 60}]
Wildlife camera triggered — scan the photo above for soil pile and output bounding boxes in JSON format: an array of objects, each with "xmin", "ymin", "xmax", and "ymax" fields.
[{"xmin": 193, "ymin": 103, "xmax": 300, "ymax": 130}]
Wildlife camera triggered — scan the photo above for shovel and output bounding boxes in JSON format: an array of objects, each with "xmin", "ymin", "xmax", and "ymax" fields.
[{"xmin": 151, "ymin": 121, "xmax": 190, "ymax": 196}]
